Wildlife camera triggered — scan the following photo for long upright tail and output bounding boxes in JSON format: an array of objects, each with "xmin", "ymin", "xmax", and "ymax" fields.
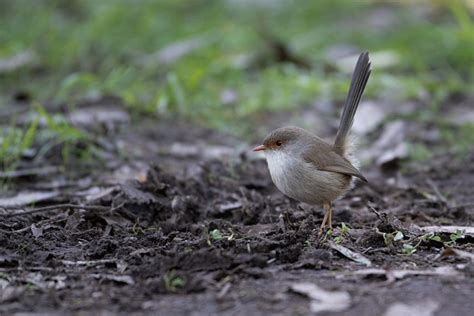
[{"xmin": 333, "ymin": 51, "xmax": 371, "ymax": 155}]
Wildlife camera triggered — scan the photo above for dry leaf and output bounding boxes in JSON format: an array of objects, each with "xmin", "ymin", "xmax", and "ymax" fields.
[
  {"xmin": 353, "ymin": 101, "xmax": 387, "ymax": 135},
  {"xmin": 0, "ymin": 191, "xmax": 59, "ymax": 207},
  {"xmin": 328, "ymin": 241, "xmax": 372, "ymax": 266},
  {"xmin": 290, "ymin": 282, "xmax": 351, "ymax": 313},
  {"xmin": 30, "ymin": 224, "xmax": 43, "ymax": 239}
]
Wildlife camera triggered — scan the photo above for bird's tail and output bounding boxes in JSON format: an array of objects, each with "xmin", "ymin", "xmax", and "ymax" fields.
[{"xmin": 333, "ymin": 51, "xmax": 371, "ymax": 155}]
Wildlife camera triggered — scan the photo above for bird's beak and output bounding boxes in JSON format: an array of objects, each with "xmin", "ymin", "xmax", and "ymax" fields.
[{"xmin": 253, "ymin": 145, "xmax": 266, "ymax": 152}]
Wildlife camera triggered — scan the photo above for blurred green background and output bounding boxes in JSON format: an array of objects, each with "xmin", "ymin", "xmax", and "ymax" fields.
[{"xmin": 0, "ymin": 0, "xmax": 473, "ymax": 170}]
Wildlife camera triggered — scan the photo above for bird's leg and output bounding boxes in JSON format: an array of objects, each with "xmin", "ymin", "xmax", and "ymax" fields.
[
  {"xmin": 319, "ymin": 202, "xmax": 331, "ymax": 235},
  {"xmin": 328, "ymin": 203, "xmax": 333, "ymax": 229}
]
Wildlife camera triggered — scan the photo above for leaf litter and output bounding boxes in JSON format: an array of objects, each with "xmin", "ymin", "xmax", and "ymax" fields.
[{"xmin": 1, "ymin": 107, "xmax": 474, "ymax": 314}]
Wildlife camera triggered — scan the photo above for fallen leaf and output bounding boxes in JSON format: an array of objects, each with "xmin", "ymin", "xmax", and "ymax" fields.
[
  {"xmin": 352, "ymin": 101, "xmax": 387, "ymax": 135},
  {"xmin": 290, "ymin": 282, "xmax": 351, "ymax": 313},
  {"xmin": 376, "ymin": 142, "xmax": 409, "ymax": 169},
  {"xmin": 80, "ymin": 186, "xmax": 116, "ymax": 202},
  {"xmin": 30, "ymin": 224, "xmax": 43, "ymax": 239},
  {"xmin": 0, "ymin": 191, "xmax": 59, "ymax": 207},
  {"xmin": 372, "ymin": 121, "xmax": 406, "ymax": 149},
  {"xmin": 384, "ymin": 300, "xmax": 439, "ymax": 316},
  {"xmin": 328, "ymin": 241, "xmax": 372, "ymax": 266},
  {"xmin": 360, "ymin": 120, "xmax": 409, "ymax": 168}
]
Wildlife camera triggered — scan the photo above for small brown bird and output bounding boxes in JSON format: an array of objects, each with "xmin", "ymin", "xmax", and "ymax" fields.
[{"xmin": 253, "ymin": 52, "xmax": 371, "ymax": 233}]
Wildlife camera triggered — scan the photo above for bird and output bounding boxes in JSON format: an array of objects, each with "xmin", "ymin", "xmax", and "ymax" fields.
[{"xmin": 253, "ymin": 51, "xmax": 371, "ymax": 234}]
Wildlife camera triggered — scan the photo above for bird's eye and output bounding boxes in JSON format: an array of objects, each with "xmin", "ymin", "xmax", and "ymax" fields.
[{"xmin": 276, "ymin": 140, "xmax": 282, "ymax": 146}]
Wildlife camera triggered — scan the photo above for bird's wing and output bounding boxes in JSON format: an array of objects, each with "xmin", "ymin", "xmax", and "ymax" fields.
[
  {"xmin": 302, "ymin": 143, "xmax": 368, "ymax": 182},
  {"xmin": 318, "ymin": 160, "xmax": 367, "ymax": 182}
]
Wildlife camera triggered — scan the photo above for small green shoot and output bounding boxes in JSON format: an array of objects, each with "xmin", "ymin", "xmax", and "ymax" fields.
[
  {"xmin": 402, "ymin": 244, "xmax": 417, "ymax": 255},
  {"xmin": 210, "ymin": 229, "xmax": 223, "ymax": 241},
  {"xmin": 394, "ymin": 231, "xmax": 404, "ymax": 241},
  {"xmin": 17, "ymin": 243, "xmax": 29, "ymax": 254},
  {"xmin": 0, "ymin": 116, "xmax": 39, "ymax": 171},
  {"xmin": 131, "ymin": 221, "xmax": 145, "ymax": 235},
  {"xmin": 340, "ymin": 222, "xmax": 350, "ymax": 235},
  {"xmin": 382, "ymin": 230, "xmax": 403, "ymax": 247},
  {"xmin": 320, "ymin": 228, "xmax": 334, "ymax": 243},
  {"xmin": 425, "ymin": 233, "xmax": 442, "ymax": 243},
  {"xmin": 449, "ymin": 230, "xmax": 465, "ymax": 243},
  {"xmin": 383, "ymin": 232, "xmax": 394, "ymax": 247},
  {"xmin": 207, "ymin": 228, "xmax": 227, "ymax": 245},
  {"xmin": 325, "ymin": 228, "xmax": 333, "ymax": 239},
  {"xmin": 163, "ymin": 270, "xmax": 185, "ymax": 293},
  {"xmin": 334, "ymin": 236, "xmax": 343, "ymax": 244},
  {"xmin": 330, "ymin": 223, "xmax": 350, "ymax": 244}
]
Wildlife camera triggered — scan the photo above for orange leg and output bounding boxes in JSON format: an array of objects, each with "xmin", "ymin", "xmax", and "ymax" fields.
[
  {"xmin": 328, "ymin": 203, "xmax": 333, "ymax": 229},
  {"xmin": 319, "ymin": 202, "xmax": 332, "ymax": 235}
]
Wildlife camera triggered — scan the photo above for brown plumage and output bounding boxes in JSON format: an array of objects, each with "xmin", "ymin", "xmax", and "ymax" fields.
[{"xmin": 254, "ymin": 52, "xmax": 371, "ymax": 233}]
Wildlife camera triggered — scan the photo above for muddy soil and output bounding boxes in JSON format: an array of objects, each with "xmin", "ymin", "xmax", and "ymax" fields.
[{"xmin": 1, "ymin": 100, "xmax": 473, "ymax": 315}]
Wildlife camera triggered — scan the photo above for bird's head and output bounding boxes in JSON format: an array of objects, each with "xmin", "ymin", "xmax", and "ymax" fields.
[{"xmin": 253, "ymin": 126, "xmax": 310, "ymax": 156}]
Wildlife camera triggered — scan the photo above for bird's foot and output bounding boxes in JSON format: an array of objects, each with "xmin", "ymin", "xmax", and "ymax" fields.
[{"xmin": 318, "ymin": 202, "xmax": 333, "ymax": 236}]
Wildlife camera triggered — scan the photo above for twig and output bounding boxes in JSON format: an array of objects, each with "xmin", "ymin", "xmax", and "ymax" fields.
[
  {"xmin": 368, "ymin": 206, "xmax": 383, "ymax": 220},
  {"xmin": 426, "ymin": 179, "xmax": 450, "ymax": 207},
  {"xmin": 0, "ymin": 203, "xmax": 110, "ymax": 218},
  {"xmin": 0, "ymin": 226, "xmax": 31, "ymax": 234}
]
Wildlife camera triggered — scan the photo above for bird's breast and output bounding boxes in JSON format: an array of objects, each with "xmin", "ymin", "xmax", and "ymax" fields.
[{"xmin": 265, "ymin": 151, "xmax": 350, "ymax": 205}]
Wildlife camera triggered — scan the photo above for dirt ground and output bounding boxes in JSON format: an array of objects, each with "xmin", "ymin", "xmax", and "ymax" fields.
[{"xmin": 1, "ymin": 98, "xmax": 473, "ymax": 315}]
